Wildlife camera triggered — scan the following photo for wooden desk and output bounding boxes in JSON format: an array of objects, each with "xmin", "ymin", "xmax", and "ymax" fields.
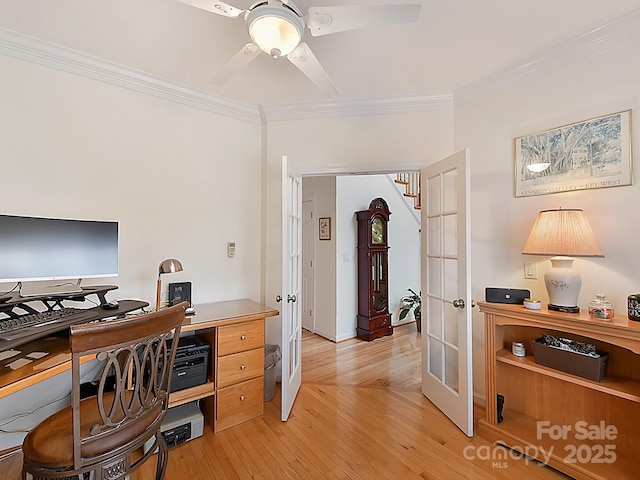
[
  {"xmin": 172, "ymin": 300, "xmax": 279, "ymax": 432},
  {"xmin": 0, "ymin": 299, "xmax": 278, "ymax": 432}
]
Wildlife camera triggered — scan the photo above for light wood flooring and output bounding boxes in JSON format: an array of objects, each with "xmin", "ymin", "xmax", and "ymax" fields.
[{"xmin": 132, "ymin": 323, "xmax": 568, "ymax": 479}]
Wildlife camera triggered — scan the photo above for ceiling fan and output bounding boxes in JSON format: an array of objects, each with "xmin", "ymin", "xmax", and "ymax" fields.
[{"xmin": 177, "ymin": 0, "xmax": 422, "ymax": 95}]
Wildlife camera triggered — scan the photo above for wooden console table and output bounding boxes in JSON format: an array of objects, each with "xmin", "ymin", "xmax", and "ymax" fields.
[
  {"xmin": 478, "ymin": 301, "xmax": 640, "ymax": 480},
  {"xmin": 0, "ymin": 299, "xmax": 278, "ymax": 434}
]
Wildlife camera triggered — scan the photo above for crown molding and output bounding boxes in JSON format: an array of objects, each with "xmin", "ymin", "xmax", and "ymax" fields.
[
  {"xmin": 0, "ymin": 26, "xmax": 453, "ymax": 123},
  {"xmin": 262, "ymin": 93, "xmax": 453, "ymax": 122},
  {"xmin": 6, "ymin": 6, "xmax": 636, "ymax": 124},
  {"xmin": 455, "ymin": 8, "xmax": 640, "ymax": 105},
  {"xmin": 0, "ymin": 27, "xmax": 261, "ymax": 125}
]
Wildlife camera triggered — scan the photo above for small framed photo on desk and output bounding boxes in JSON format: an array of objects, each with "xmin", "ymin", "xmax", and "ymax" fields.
[{"xmin": 319, "ymin": 217, "xmax": 331, "ymax": 240}]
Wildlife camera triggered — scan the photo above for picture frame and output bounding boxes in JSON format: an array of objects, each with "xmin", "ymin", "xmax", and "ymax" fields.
[
  {"xmin": 514, "ymin": 110, "xmax": 632, "ymax": 197},
  {"xmin": 319, "ymin": 217, "xmax": 331, "ymax": 240}
]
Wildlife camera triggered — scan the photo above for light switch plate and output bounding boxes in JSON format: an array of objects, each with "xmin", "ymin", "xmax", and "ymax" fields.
[
  {"xmin": 227, "ymin": 242, "xmax": 235, "ymax": 258},
  {"xmin": 524, "ymin": 262, "xmax": 537, "ymax": 279}
]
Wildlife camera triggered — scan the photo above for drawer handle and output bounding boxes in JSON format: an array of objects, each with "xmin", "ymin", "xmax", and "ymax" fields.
[
  {"xmin": 240, "ymin": 395, "xmax": 245, "ymax": 401},
  {"xmin": 240, "ymin": 335, "xmax": 246, "ymax": 341},
  {"xmin": 240, "ymin": 365, "xmax": 246, "ymax": 370}
]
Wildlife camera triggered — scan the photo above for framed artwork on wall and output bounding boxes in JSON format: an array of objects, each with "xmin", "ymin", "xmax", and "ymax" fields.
[
  {"xmin": 514, "ymin": 109, "xmax": 632, "ymax": 197},
  {"xmin": 319, "ymin": 217, "xmax": 331, "ymax": 240}
]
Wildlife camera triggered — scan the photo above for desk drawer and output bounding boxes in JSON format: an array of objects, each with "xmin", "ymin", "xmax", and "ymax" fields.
[
  {"xmin": 217, "ymin": 320, "xmax": 264, "ymax": 356},
  {"xmin": 215, "ymin": 377, "xmax": 263, "ymax": 431},
  {"xmin": 217, "ymin": 347, "xmax": 263, "ymax": 388}
]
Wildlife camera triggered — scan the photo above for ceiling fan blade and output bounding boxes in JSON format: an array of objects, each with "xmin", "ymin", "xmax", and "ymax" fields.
[
  {"xmin": 287, "ymin": 42, "xmax": 337, "ymax": 96},
  {"xmin": 211, "ymin": 43, "xmax": 261, "ymax": 85},
  {"xmin": 176, "ymin": 0, "xmax": 244, "ymax": 18},
  {"xmin": 307, "ymin": 4, "xmax": 421, "ymax": 37}
]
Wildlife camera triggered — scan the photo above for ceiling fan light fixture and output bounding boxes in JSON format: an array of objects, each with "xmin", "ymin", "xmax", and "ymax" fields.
[{"xmin": 247, "ymin": 6, "xmax": 303, "ymax": 58}]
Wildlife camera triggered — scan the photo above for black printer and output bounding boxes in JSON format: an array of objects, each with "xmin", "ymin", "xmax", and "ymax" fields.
[{"xmin": 167, "ymin": 335, "xmax": 210, "ymax": 392}]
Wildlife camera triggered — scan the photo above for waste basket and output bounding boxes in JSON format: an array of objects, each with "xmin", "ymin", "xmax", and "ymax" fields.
[{"xmin": 264, "ymin": 344, "xmax": 281, "ymax": 402}]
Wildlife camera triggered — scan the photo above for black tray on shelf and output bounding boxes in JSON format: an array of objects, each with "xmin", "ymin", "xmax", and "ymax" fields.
[{"xmin": 531, "ymin": 337, "xmax": 608, "ymax": 382}]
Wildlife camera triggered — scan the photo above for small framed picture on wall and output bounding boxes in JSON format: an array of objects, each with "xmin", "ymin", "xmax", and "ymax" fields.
[{"xmin": 319, "ymin": 217, "xmax": 331, "ymax": 240}]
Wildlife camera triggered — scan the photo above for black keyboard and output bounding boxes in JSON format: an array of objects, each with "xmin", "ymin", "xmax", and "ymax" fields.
[{"xmin": 0, "ymin": 307, "xmax": 100, "ymax": 341}]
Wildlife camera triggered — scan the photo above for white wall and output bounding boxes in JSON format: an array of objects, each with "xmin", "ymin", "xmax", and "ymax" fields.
[
  {"xmin": 0, "ymin": 54, "xmax": 262, "ymax": 449},
  {"xmin": 336, "ymin": 175, "xmax": 421, "ymax": 341},
  {"xmin": 0, "ymin": 55, "xmax": 262, "ymax": 305},
  {"xmin": 455, "ymin": 25, "xmax": 640, "ymax": 398},
  {"xmin": 272, "ymin": 111, "xmax": 455, "ymax": 174}
]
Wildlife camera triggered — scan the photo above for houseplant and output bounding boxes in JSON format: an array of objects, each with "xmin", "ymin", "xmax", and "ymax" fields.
[{"xmin": 399, "ymin": 288, "xmax": 421, "ymax": 332}]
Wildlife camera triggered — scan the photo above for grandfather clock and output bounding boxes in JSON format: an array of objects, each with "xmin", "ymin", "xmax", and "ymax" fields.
[{"xmin": 356, "ymin": 197, "xmax": 392, "ymax": 341}]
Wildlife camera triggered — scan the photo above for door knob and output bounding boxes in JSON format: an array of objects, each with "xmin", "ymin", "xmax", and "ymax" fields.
[
  {"xmin": 287, "ymin": 294, "xmax": 297, "ymax": 303},
  {"xmin": 453, "ymin": 299, "xmax": 465, "ymax": 309},
  {"xmin": 275, "ymin": 295, "xmax": 282, "ymax": 303}
]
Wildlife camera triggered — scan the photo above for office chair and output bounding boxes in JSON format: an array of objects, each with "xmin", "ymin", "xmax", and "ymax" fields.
[{"xmin": 22, "ymin": 302, "xmax": 187, "ymax": 480}]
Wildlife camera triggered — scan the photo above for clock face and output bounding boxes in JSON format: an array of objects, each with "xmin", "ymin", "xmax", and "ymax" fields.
[{"xmin": 371, "ymin": 216, "xmax": 384, "ymax": 244}]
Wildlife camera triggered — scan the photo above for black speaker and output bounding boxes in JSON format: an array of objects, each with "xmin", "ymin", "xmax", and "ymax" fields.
[
  {"xmin": 485, "ymin": 287, "xmax": 530, "ymax": 305},
  {"xmin": 168, "ymin": 281, "xmax": 192, "ymax": 307}
]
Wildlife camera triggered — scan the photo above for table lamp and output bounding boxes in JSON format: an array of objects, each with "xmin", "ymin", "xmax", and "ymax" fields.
[
  {"xmin": 522, "ymin": 208, "xmax": 603, "ymax": 312},
  {"xmin": 155, "ymin": 258, "xmax": 183, "ymax": 311}
]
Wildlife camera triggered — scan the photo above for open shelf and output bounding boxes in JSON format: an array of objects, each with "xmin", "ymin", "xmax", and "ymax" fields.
[
  {"xmin": 480, "ymin": 302, "xmax": 640, "ymax": 479},
  {"xmin": 496, "ymin": 349, "xmax": 640, "ymax": 403},
  {"xmin": 168, "ymin": 381, "xmax": 215, "ymax": 409},
  {"xmin": 479, "ymin": 409, "xmax": 635, "ymax": 480}
]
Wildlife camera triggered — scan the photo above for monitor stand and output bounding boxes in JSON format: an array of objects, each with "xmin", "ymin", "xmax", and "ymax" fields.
[{"xmin": 19, "ymin": 279, "xmax": 83, "ymax": 298}]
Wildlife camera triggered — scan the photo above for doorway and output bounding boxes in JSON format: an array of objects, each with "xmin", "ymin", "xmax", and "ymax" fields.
[
  {"xmin": 296, "ymin": 158, "xmax": 473, "ymax": 436},
  {"xmin": 301, "ymin": 173, "xmax": 421, "ymax": 342}
]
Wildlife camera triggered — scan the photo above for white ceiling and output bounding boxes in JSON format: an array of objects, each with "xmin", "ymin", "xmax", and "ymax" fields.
[{"xmin": 1, "ymin": 0, "xmax": 640, "ymax": 107}]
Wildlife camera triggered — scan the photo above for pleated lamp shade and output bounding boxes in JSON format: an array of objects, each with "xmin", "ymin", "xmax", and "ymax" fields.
[
  {"xmin": 523, "ymin": 209, "xmax": 603, "ymax": 257},
  {"xmin": 523, "ymin": 209, "xmax": 602, "ymax": 309}
]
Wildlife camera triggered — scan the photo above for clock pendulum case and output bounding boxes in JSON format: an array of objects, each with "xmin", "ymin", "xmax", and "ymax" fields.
[{"xmin": 355, "ymin": 197, "xmax": 393, "ymax": 341}]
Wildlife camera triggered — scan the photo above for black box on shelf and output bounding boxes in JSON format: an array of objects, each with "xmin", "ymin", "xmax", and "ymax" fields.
[
  {"xmin": 485, "ymin": 287, "xmax": 530, "ymax": 304},
  {"xmin": 531, "ymin": 337, "xmax": 608, "ymax": 382}
]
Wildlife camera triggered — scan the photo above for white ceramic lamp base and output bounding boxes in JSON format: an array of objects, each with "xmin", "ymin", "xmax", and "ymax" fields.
[{"xmin": 544, "ymin": 256, "xmax": 581, "ymax": 309}]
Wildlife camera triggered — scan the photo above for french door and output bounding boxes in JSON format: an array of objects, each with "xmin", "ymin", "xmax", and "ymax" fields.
[
  {"xmin": 281, "ymin": 156, "xmax": 302, "ymax": 421},
  {"xmin": 420, "ymin": 149, "xmax": 473, "ymax": 436}
]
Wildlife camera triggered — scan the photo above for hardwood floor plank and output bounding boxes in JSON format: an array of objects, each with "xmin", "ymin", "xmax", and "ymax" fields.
[{"xmin": 131, "ymin": 324, "xmax": 568, "ymax": 479}]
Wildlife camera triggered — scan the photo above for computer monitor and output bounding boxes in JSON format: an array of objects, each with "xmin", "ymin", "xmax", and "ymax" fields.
[{"xmin": 0, "ymin": 214, "xmax": 118, "ymax": 297}]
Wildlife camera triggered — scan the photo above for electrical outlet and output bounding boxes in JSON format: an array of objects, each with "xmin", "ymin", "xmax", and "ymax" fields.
[
  {"xmin": 524, "ymin": 262, "xmax": 537, "ymax": 280},
  {"xmin": 227, "ymin": 242, "xmax": 236, "ymax": 258}
]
